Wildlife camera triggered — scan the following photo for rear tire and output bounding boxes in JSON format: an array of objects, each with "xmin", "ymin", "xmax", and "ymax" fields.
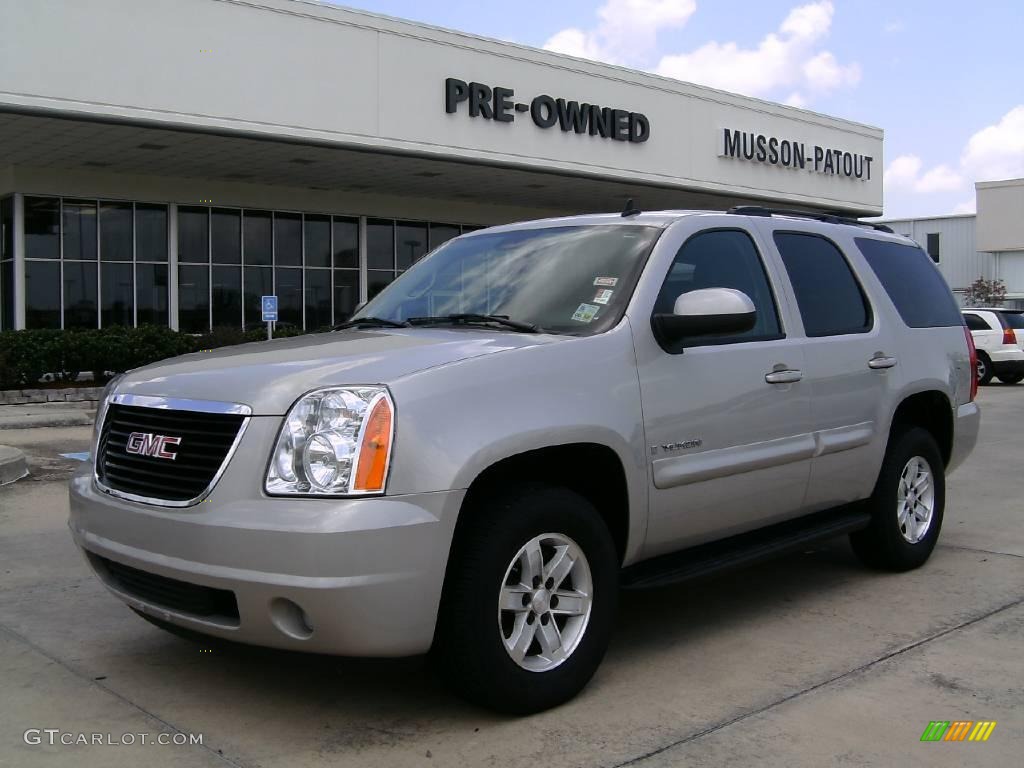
[
  {"xmin": 998, "ymin": 372, "xmax": 1024, "ymax": 385},
  {"xmin": 434, "ymin": 484, "xmax": 618, "ymax": 714},
  {"xmin": 976, "ymin": 352, "xmax": 994, "ymax": 385},
  {"xmin": 850, "ymin": 427, "xmax": 945, "ymax": 571}
]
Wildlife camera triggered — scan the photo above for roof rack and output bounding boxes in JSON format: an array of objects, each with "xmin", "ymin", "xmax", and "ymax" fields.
[{"xmin": 726, "ymin": 205, "xmax": 894, "ymax": 234}]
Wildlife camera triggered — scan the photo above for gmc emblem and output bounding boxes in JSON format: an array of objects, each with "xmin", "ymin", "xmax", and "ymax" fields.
[{"xmin": 125, "ymin": 432, "xmax": 182, "ymax": 460}]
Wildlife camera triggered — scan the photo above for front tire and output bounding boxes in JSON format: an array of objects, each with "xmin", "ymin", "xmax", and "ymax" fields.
[
  {"xmin": 435, "ymin": 485, "xmax": 618, "ymax": 714},
  {"xmin": 998, "ymin": 372, "xmax": 1024, "ymax": 385},
  {"xmin": 850, "ymin": 427, "xmax": 945, "ymax": 571}
]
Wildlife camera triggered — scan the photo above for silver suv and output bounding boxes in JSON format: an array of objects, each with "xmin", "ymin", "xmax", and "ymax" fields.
[{"xmin": 69, "ymin": 207, "xmax": 980, "ymax": 713}]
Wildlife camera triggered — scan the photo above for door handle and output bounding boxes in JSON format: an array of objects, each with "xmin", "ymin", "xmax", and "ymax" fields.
[
  {"xmin": 765, "ymin": 369, "xmax": 803, "ymax": 384},
  {"xmin": 868, "ymin": 356, "xmax": 898, "ymax": 370}
]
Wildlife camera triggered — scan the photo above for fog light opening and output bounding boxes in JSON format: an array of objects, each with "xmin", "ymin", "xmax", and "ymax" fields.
[{"xmin": 269, "ymin": 597, "xmax": 314, "ymax": 640}]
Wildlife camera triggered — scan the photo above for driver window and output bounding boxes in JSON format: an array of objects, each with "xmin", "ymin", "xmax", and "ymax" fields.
[{"xmin": 653, "ymin": 229, "xmax": 782, "ymax": 345}]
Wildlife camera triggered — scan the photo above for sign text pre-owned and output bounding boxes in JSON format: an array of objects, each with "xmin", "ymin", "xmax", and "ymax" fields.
[{"xmin": 445, "ymin": 78, "xmax": 650, "ymax": 143}]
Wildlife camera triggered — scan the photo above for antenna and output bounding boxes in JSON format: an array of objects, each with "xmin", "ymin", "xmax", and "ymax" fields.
[{"xmin": 621, "ymin": 198, "xmax": 641, "ymax": 217}]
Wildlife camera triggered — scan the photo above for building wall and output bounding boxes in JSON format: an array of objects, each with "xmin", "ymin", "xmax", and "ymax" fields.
[
  {"xmin": 1, "ymin": 0, "xmax": 883, "ymax": 214},
  {"xmin": 977, "ymin": 179, "xmax": 1024, "ymax": 252},
  {"xmin": 879, "ymin": 215, "xmax": 992, "ymax": 293}
]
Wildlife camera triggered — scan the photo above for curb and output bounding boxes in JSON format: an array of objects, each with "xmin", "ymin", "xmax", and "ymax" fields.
[
  {"xmin": 0, "ymin": 405, "xmax": 97, "ymax": 431},
  {"xmin": 0, "ymin": 445, "xmax": 28, "ymax": 486}
]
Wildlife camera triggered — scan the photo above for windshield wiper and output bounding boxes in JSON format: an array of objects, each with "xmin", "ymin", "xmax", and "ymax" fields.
[
  {"xmin": 333, "ymin": 316, "xmax": 410, "ymax": 330},
  {"xmin": 407, "ymin": 314, "xmax": 540, "ymax": 333}
]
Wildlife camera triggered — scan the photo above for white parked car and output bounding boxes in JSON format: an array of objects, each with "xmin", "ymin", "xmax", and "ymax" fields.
[{"xmin": 962, "ymin": 308, "xmax": 1024, "ymax": 385}]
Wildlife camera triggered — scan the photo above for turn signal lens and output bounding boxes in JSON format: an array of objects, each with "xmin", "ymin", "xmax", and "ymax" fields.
[
  {"xmin": 1002, "ymin": 327, "xmax": 1016, "ymax": 346},
  {"xmin": 353, "ymin": 395, "xmax": 394, "ymax": 492}
]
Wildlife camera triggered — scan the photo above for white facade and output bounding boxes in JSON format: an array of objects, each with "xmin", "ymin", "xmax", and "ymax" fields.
[
  {"xmin": 977, "ymin": 179, "xmax": 1024, "ymax": 306},
  {"xmin": 0, "ymin": 0, "xmax": 884, "ymax": 332}
]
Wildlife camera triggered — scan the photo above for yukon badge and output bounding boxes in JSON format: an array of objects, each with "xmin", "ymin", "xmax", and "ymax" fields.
[
  {"xmin": 125, "ymin": 432, "xmax": 182, "ymax": 461},
  {"xmin": 650, "ymin": 439, "xmax": 703, "ymax": 455}
]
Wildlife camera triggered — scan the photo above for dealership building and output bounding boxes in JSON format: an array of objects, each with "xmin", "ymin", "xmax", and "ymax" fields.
[{"xmin": 0, "ymin": 0, "xmax": 883, "ymax": 333}]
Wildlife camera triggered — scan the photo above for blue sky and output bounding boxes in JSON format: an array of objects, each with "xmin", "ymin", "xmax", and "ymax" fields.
[{"xmin": 330, "ymin": 0, "xmax": 1024, "ymax": 219}]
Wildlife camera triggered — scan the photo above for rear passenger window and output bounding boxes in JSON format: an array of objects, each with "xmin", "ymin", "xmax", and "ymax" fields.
[
  {"xmin": 963, "ymin": 313, "xmax": 989, "ymax": 331},
  {"xmin": 653, "ymin": 229, "xmax": 781, "ymax": 350},
  {"xmin": 774, "ymin": 232, "xmax": 870, "ymax": 337},
  {"xmin": 854, "ymin": 238, "xmax": 963, "ymax": 328}
]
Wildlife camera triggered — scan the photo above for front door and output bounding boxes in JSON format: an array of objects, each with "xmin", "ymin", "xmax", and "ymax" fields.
[{"xmin": 632, "ymin": 225, "xmax": 813, "ymax": 559}]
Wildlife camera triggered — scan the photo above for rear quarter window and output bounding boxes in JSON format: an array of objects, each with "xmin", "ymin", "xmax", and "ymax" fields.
[{"xmin": 854, "ymin": 238, "xmax": 963, "ymax": 328}]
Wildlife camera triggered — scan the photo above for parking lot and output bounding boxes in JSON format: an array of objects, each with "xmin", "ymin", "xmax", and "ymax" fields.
[{"xmin": 0, "ymin": 386, "xmax": 1020, "ymax": 768}]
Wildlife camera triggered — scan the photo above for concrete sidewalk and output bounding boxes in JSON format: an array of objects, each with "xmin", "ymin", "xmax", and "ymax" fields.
[{"xmin": 0, "ymin": 402, "xmax": 96, "ymax": 430}]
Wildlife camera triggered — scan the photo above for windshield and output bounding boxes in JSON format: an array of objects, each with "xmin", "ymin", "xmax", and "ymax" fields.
[{"xmin": 350, "ymin": 224, "xmax": 662, "ymax": 335}]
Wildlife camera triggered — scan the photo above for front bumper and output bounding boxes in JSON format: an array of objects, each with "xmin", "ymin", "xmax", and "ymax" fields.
[{"xmin": 69, "ymin": 462, "xmax": 464, "ymax": 657}]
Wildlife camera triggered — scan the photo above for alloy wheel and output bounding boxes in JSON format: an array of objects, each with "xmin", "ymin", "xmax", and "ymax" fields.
[
  {"xmin": 497, "ymin": 533, "xmax": 593, "ymax": 672},
  {"xmin": 897, "ymin": 456, "xmax": 935, "ymax": 544}
]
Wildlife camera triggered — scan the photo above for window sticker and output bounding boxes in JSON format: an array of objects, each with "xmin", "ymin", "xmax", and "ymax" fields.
[
  {"xmin": 593, "ymin": 289, "xmax": 614, "ymax": 305},
  {"xmin": 594, "ymin": 276, "xmax": 619, "ymax": 287},
  {"xmin": 572, "ymin": 303, "xmax": 600, "ymax": 323}
]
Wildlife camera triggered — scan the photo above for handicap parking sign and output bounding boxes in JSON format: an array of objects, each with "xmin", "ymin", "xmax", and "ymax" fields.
[{"xmin": 261, "ymin": 295, "xmax": 278, "ymax": 322}]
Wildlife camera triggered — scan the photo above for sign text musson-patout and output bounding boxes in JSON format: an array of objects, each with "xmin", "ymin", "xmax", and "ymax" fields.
[{"xmin": 720, "ymin": 128, "xmax": 874, "ymax": 181}]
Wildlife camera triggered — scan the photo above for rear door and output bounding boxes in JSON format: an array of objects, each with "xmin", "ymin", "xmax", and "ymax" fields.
[
  {"xmin": 760, "ymin": 225, "xmax": 900, "ymax": 511},
  {"xmin": 963, "ymin": 311, "xmax": 1001, "ymax": 352}
]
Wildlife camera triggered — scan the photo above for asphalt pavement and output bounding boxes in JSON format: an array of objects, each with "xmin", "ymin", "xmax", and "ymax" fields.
[{"xmin": 0, "ymin": 387, "xmax": 1020, "ymax": 767}]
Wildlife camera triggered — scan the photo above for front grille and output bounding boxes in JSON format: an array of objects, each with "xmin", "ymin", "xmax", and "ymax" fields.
[
  {"xmin": 96, "ymin": 403, "xmax": 245, "ymax": 503},
  {"xmin": 93, "ymin": 555, "xmax": 239, "ymax": 623}
]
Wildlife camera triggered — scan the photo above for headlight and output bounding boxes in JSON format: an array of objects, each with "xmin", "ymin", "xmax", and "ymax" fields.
[
  {"xmin": 265, "ymin": 387, "xmax": 395, "ymax": 496},
  {"xmin": 93, "ymin": 373, "xmax": 125, "ymax": 450}
]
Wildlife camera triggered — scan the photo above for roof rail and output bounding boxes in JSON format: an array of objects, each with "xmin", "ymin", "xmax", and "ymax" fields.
[{"xmin": 726, "ymin": 205, "xmax": 894, "ymax": 234}]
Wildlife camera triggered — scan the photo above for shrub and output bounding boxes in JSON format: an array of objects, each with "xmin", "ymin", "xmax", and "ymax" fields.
[{"xmin": 0, "ymin": 325, "xmax": 312, "ymax": 388}]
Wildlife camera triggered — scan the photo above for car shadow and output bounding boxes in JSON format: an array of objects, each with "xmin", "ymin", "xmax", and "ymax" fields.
[{"xmin": 117, "ymin": 537, "xmax": 870, "ymax": 722}]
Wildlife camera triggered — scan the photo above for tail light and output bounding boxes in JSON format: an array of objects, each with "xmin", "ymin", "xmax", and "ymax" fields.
[
  {"xmin": 1002, "ymin": 327, "xmax": 1016, "ymax": 345},
  {"xmin": 965, "ymin": 326, "xmax": 978, "ymax": 401}
]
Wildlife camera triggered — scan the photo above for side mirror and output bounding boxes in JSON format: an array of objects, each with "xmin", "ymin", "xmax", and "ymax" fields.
[{"xmin": 652, "ymin": 288, "xmax": 757, "ymax": 345}]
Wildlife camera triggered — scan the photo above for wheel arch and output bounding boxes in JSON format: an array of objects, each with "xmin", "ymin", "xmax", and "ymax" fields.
[
  {"xmin": 454, "ymin": 442, "xmax": 634, "ymax": 566},
  {"xmin": 888, "ymin": 389, "xmax": 954, "ymax": 467}
]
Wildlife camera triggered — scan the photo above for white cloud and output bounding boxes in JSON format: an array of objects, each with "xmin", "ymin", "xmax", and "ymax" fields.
[
  {"xmin": 802, "ymin": 51, "xmax": 861, "ymax": 92},
  {"xmin": 654, "ymin": 1, "xmax": 859, "ymax": 98},
  {"xmin": 543, "ymin": 0, "xmax": 697, "ymax": 66},
  {"xmin": 785, "ymin": 92, "xmax": 808, "ymax": 108},
  {"xmin": 960, "ymin": 105, "xmax": 1024, "ymax": 182},
  {"xmin": 916, "ymin": 165, "xmax": 964, "ymax": 193},
  {"xmin": 952, "ymin": 199, "xmax": 976, "ymax": 215},
  {"xmin": 885, "ymin": 155, "xmax": 922, "ymax": 187},
  {"xmin": 884, "ymin": 155, "xmax": 963, "ymax": 194},
  {"xmin": 542, "ymin": 1, "xmax": 859, "ymax": 105},
  {"xmin": 883, "ymin": 20, "xmax": 904, "ymax": 34}
]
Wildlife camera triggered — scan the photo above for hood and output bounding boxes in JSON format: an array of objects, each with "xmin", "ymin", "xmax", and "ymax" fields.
[{"xmin": 118, "ymin": 328, "xmax": 557, "ymax": 414}]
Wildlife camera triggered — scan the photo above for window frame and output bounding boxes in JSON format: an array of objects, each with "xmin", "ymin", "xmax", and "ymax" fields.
[
  {"xmin": 650, "ymin": 227, "xmax": 786, "ymax": 353},
  {"xmin": 773, "ymin": 229, "xmax": 874, "ymax": 338}
]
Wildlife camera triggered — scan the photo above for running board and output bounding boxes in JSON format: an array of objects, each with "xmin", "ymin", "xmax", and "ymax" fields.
[{"xmin": 620, "ymin": 507, "xmax": 871, "ymax": 590}]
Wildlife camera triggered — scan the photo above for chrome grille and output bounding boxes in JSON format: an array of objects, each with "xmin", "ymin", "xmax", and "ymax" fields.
[{"xmin": 95, "ymin": 397, "xmax": 248, "ymax": 505}]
